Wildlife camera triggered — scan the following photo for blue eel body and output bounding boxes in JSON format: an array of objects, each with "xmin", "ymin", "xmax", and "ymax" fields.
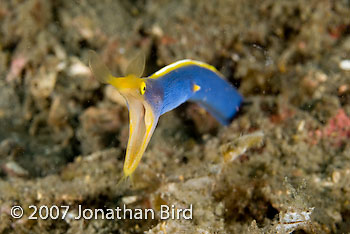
[{"xmin": 145, "ymin": 65, "xmax": 243, "ymax": 125}]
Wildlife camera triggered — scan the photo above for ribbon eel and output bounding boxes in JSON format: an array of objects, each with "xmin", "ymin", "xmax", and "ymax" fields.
[{"xmin": 89, "ymin": 51, "xmax": 243, "ymax": 179}]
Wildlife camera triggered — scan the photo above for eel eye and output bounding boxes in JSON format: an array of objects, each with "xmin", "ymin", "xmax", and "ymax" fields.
[{"xmin": 140, "ymin": 82, "xmax": 146, "ymax": 95}]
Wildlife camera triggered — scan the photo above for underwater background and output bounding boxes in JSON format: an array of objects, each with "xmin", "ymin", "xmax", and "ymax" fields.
[{"xmin": 0, "ymin": 0, "xmax": 350, "ymax": 233}]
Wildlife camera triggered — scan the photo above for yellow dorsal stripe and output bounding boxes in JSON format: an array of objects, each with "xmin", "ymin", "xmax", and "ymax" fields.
[{"xmin": 149, "ymin": 59, "xmax": 220, "ymax": 79}]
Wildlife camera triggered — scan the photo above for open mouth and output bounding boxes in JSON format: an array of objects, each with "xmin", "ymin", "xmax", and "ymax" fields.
[{"xmin": 123, "ymin": 96, "xmax": 157, "ymax": 176}]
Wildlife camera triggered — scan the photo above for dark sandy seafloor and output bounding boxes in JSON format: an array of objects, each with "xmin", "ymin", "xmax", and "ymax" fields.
[{"xmin": 0, "ymin": 0, "xmax": 350, "ymax": 233}]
